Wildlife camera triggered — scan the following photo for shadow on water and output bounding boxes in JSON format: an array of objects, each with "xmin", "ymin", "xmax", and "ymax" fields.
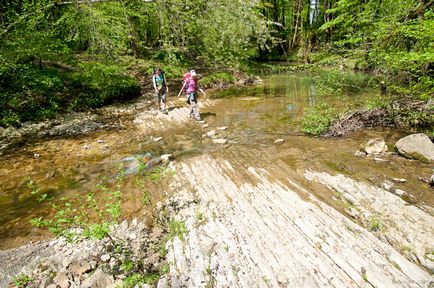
[{"xmin": 0, "ymin": 70, "xmax": 432, "ymax": 250}]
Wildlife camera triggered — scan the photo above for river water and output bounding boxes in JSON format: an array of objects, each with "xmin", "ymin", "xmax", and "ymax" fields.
[{"xmin": 0, "ymin": 71, "xmax": 432, "ymax": 250}]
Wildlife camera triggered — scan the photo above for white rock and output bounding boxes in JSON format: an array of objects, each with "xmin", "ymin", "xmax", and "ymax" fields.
[
  {"xmin": 354, "ymin": 150, "xmax": 366, "ymax": 157},
  {"xmin": 212, "ymin": 138, "xmax": 228, "ymax": 144},
  {"xmin": 153, "ymin": 137, "xmax": 163, "ymax": 142},
  {"xmin": 392, "ymin": 178, "xmax": 407, "ymax": 183},
  {"xmin": 161, "ymin": 154, "xmax": 174, "ymax": 163},
  {"xmin": 206, "ymin": 130, "xmax": 217, "ymax": 138},
  {"xmin": 218, "ymin": 126, "xmax": 228, "ymax": 131},
  {"xmin": 101, "ymin": 254, "xmax": 110, "ymax": 262},
  {"xmin": 395, "ymin": 133, "xmax": 434, "ymax": 162},
  {"xmin": 361, "ymin": 138, "xmax": 387, "ymax": 154},
  {"xmin": 274, "ymin": 139, "xmax": 285, "ymax": 144},
  {"xmin": 202, "ymin": 124, "xmax": 209, "ymax": 128}
]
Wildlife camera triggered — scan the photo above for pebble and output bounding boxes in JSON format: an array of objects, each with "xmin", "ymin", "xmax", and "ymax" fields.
[
  {"xmin": 213, "ymin": 138, "xmax": 228, "ymax": 144},
  {"xmin": 101, "ymin": 254, "xmax": 111, "ymax": 262},
  {"xmin": 153, "ymin": 137, "xmax": 163, "ymax": 142},
  {"xmin": 83, "ymin": 145, "xmax": 91, "ymax": 149},
  {"xmin": 202, "ymin": 124, "xmax": 209, "ymax": 128},
  {"xmin": 274, "ymin": 139, "xmax": 285, "ymax": 144},
  {"xmin": 218, "ymin": 126, "xmax": 228, "ymax": 130},
  {"xmin": 161, "ymin": 154, "xmax": 174, "ymax": 163},
  {"xmin": 392, "ymin": 178, "xmax": 407, "ymax": 183},
  {"xmin": 206, "ymin": 130, "xmax": 217, "ymax": 138}
]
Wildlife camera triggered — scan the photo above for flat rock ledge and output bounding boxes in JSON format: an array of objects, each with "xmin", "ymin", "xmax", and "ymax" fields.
[{"xmin": 158, "ymin": 155, "xmax": 433, "ymax": 287}]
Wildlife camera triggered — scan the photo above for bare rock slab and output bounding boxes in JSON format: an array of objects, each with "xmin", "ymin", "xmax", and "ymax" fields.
[{"xmin": 395, "ymin": 133, "xmax": 434, "ymax": 162}]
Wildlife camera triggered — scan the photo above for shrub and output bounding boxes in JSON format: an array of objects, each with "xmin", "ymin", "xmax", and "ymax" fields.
[{"xmin": 301, "ymin": 103, "xmax": 338, "ymax": 136}]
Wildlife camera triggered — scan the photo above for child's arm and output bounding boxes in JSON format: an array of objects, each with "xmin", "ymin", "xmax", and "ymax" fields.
[{"xmin": 152, "ymin": 75, "xmax": 157, "ymax": 91}]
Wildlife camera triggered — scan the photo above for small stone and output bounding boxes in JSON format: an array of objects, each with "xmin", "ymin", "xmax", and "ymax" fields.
[
  {"xmin": 361, "ymin": 138, "xmax": 388, "ymax": 155},
  {"xmin": 345, "ymin": 207, "xmax": 360, "ymax": 219},
  {"xmin": 202, "ymin": 124, "xmax": 209, "ymax": 128},
  {"xmin": 274, "ymin": 139, "xmax": 285, "ymax": 144},
  {"xmin": 101, "ymin": 254, "xmax": 111, "ymax": 262},
  {"xmin": 382, "ymin": 180, "xmax": 394, "ymax": 191},
  {"xmin": 71, "ymin": 261, "xmax": 92, "ymax": 276},
  {"xmin": 392, "ymin": 178, "xmax": 407, "ymax": 183},
  {"xmin": 218, "ymin": 126, "xmax": 228, "ymax": 131},
  {"xmin": 97, "ymin": 139, "xmax": 105, "ymax": 144},
  {"xmin": 53, "ymin": 271, "xmax": 70, "ymax": 288},
  {"xmin": 212, "ymin": 138, "xmax": 228, "ymax": 144},
  {"xmin": 161, "ymin": 154, "xmax": 174, "ymax": 163},
  {"xmin": 62, "ymin": 257, "xmax": 73, "ymax": 268},
  {"xmin": 83, "ymin": 145, "xmax": 91, "ymax": 150},
  {"xmin": 393, "ymin": 189, "xmax": 406, "ymax": 197},
  {"xmin": 34, "ymin": 153, "xmax": 40, "ymax": 159},
  {"xmin": 198, "ymin": 120, "xmax": 206, "ymax": 124},
  {"xmin": 153, "ymin": 137, "xmax": 163, "ymax": 142},
  {"xmin": 206, "ymin": 130, "xmax": 217, "ymax": 138},
  {"xmin": 354, "ymin": 150, "xmax": 366, "ymax": 157},
  {"xmin": 374, "ymin": 157, "xmax": 387, "ymax": 162}
]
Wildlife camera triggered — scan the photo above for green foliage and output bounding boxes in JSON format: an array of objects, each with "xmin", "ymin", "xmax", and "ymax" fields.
[
  {"xmin": 12, "ymin": 273, "xmax": 33, "ymax": 288},
  {"xmin": 168, "ymin": 219, "xmax": 188, "ymax": 241},
  {"xmin": 365, "ymin": 95, "xmax": 390, "ymax": 110},
  {"xmin": 122, "ymin": 272, "xmax": 160, "ymax": 288},
  {"xmin": 368, "ymin": 215, "xmax": 382, "ymax": 232},
  {"xmin": 301, "ymin": 103, "xmax": 338, "ymax": 135},
  {"xmin": 68, "ymin": 63, "xmax": 141, "ymax": 110},
  {"xmin": 29, "ymin": 168, "xmax": 125, "ymax": 240},
  {"xmin": 201, "ymin": 72, "xmax": 236, "ymax": 87}
]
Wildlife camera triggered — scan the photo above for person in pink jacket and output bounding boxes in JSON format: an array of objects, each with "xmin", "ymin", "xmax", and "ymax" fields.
[{"xmin": 178, "ymin": 70, "xmax": 206, "ymax": 121}]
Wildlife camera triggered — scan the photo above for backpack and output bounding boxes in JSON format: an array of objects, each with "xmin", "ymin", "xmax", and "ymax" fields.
[{"xmin": 182, "ymin": 72, "xmax": 191, "ymax": 92}]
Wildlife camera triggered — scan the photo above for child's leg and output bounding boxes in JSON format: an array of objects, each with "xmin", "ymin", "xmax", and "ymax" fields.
[{"xmin": 191, "ymin": 102, "xmax": 201, "ymax": 120}]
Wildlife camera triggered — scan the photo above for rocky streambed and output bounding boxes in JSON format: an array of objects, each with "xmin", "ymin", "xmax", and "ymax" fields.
[{"xmin": 1, "ymin": 73, "xmax": 434, "ymax": 287}]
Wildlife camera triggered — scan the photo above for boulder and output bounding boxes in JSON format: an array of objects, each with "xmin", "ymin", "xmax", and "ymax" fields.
[
  {"xmin": 395, "ymin": 133, "xmax": 434, "ymax": 162},
  {"xmin": 360, "ymin": 138, "xmax": 387, "ymax": 155}
]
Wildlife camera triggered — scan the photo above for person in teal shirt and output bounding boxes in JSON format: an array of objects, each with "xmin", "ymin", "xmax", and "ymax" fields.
[{"xmin": 152, "ymin": 67, "xmax": 169, "ymax": 113}]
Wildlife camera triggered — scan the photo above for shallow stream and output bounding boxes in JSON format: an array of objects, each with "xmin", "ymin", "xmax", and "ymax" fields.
[{"xmin": 1, "ymin": 70, "xmax": 432, "ymax": 250}]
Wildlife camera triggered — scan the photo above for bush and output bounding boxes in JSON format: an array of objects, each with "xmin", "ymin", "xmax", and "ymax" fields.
[
  {"xmin": 201, "ymin": 72, "xmax": 235, "ymax": 88},
  {"xmin": 301, "ymin": 103, "xmax": 338, "ymax": 136},
  {"xmin": 69, "ymin": 63, "xmax": 141, "ymax": 109},
  {"xmin": 0, "ymin": 62, "xmax": 141, "ymax": 127}
]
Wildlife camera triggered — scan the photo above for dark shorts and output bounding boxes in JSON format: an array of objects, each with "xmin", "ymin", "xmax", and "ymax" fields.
[{"xmin": 187, "ymin": 92, "xmax": 197, "ymax": 104}]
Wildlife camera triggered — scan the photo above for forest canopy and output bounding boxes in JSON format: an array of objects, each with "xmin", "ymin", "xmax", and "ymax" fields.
[{"xmin": 0, "ymin": 0, "xmax": 433, "ymax": 126}]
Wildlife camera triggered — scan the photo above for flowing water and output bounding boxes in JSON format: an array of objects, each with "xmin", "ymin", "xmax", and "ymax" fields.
[{"xmin": 0, "ymin": 71, "xmax": 432, "ymax": 250}]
